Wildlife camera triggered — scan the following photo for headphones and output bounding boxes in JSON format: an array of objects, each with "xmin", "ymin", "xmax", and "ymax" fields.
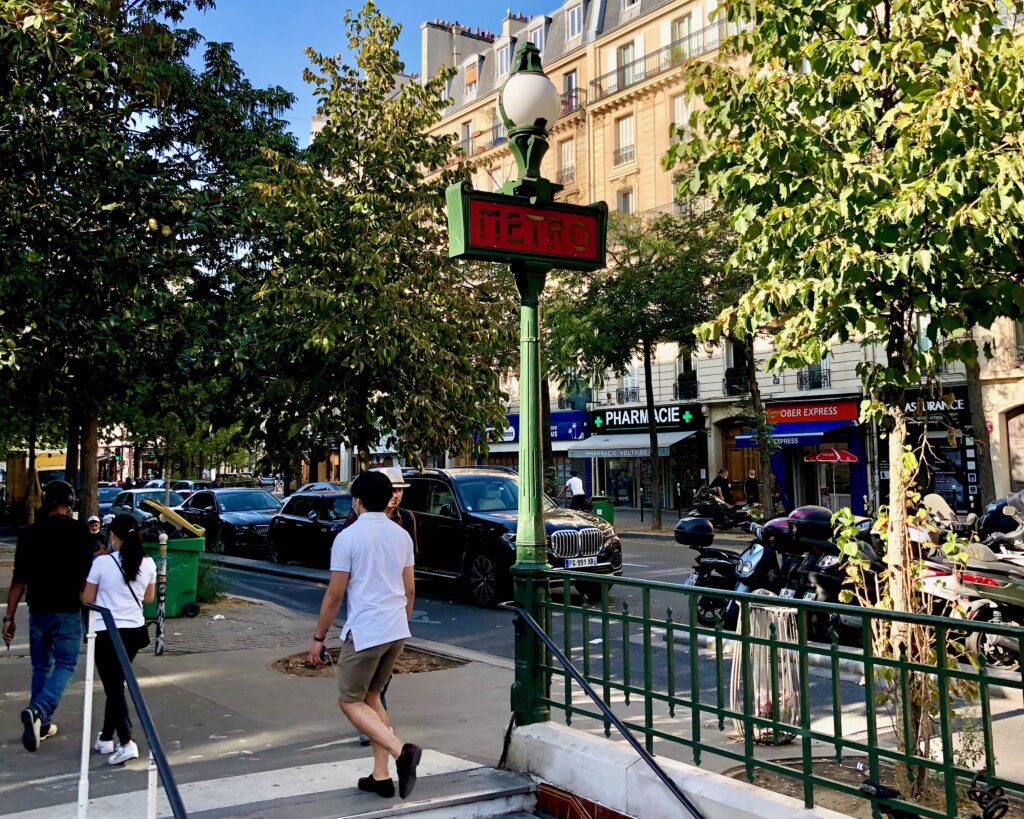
[{"xmin": 43, "ymin": 480, "xmax": 76, "ymax": 510}]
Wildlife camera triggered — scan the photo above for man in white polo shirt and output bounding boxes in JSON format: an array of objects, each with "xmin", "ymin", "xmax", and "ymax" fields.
[{"xmin": 308, "ymin": 470, "xmax": 422, "ymax": 799}]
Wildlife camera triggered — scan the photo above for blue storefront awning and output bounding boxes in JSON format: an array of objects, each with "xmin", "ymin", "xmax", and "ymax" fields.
[{"xmin": 735, "ymin": 419, "xmax": 855, "ymax": 448}]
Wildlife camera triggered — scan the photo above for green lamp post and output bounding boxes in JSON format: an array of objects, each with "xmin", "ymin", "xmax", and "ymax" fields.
[{"xmin": 445, "ymin": 43, "xmax": 607, "ymax": 726}]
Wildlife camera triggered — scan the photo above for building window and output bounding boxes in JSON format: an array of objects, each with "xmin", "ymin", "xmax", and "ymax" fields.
[
  {"xmin": 616, "ymin": 188, "xmax": 634, "ymax": 214},
  {"xmin": 528, "ymin": 26, "xmax": 544, "ymax": 52},
  {"xmin": 558, "ymin": 138, "xmax": 575, "ymax": 184},
  {"xmin": 798, "ymin": 356, "xmax": 830, "ymax": 390},
  {"xmin": 460, "ymin": 120, "xmax": 472, "ymax": 155},
  {"xmin": 623, "ymin": 0, "xmax": 639, "ymax": 7},
  {"xmin": 497, "ymin": 44, "xmax": 511, "ymax": 76},
  {"xmin": 567, "ymin": 4, "xmax": 583, "ymax": 39},
  {"xmin": 616, "ymin": 42, "xmax": 635, "ymax": 89},
  {"xmin": 491, "ymin": 108, "xmax": 506, "ymax": 147},
  {"xmin": 614, "ymin": 114, "xmax": 635, "ymax": 165},
  {"xmin": 562, "ymin": 70, "xmax": 579, "ymax": 114},
  {"xmin": 671, "ymin": 94, "xmax": 689, "ymax": 142},
  {"xmin": 671, "ymin": 14, "xmax": 692, "ymax": 61},
  {"xmin": 465, "ymin": 61, "xmax": 478, "ymax": 96}
]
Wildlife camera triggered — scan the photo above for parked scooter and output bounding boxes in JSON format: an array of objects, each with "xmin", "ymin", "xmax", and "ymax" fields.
[
  {"xmin": 674, "ymin": 517, "xmax": 741, "ymax": 626},
  {"xmin": 686, "ymin": 485, "xmax": 759, "ymax": 531}
]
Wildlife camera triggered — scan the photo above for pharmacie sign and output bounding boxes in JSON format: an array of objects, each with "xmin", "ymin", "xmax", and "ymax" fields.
[
  {"xmin": 591, "ymin": 403, "xmax": 704, "ymax": 434},
  {"xmin": 446, "ymin": 183, "xmax": 607, "ymax": 271}
]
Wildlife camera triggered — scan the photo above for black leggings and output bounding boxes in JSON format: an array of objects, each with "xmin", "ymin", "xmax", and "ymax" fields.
[{"xmin": 94, "ymin": 628, "xmax": 146, "ymax": 745}]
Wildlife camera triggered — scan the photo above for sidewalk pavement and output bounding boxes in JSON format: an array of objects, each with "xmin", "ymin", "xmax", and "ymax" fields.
[{"xmin": 0, "ymin": 543, "xmax": 518, "ymax": 817}]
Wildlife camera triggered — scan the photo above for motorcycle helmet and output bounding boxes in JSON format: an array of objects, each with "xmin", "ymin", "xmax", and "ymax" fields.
[
  {"xmin": 42, "ymin": 479, "xmax": 75, "ymax": 511},
  {"xmin": 788, "ymin": 505, "xmax": 835, "ymax": 542},
  {"xmin": 673, "ymin": 517, "xmax": 714, "ymax": 548}
]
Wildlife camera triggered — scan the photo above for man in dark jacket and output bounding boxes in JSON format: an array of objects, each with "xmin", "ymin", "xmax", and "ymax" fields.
[
  {"xmin": 3, "ymin": 481, "xmax": 94, "ymax": 752},
  {"xmin": 743, "ymin": 469, "xmax": 760, "ymax": 506}
]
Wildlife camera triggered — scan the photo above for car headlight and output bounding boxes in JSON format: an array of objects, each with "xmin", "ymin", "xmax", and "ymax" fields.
[{"xmin": 602, "ymin": 527, "xmax": 616, "ymax": 541}]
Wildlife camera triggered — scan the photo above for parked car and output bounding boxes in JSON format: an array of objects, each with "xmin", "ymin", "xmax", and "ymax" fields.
[
  {"xmin": 143, "ymin": 479, "xmax": 166, "ymax": 489},
  {"xmin": 177, "ymin": 488, "xmax": 282, "ymax": 555},
  {"xmin": 267, "ymin": 490, "xmax": 353, "ymax": 566},
  {"xmin": 109, "ymin": 489, "xmax": 185, "ymax": 524},
  {"xmin": 258, "ymin": 475, "xmax": 277, "ymax": 488},
  {"xmin": 217, "ymin": 473, "xmax": 256, "ymax": 488},
  {"xmin": 97, "ymin": 485, "xmax": 121, "ymax": 518},
  {"xmin": 401, "ymin": 468, "xmax": 623, "ymax": 607},
  {"xmin": 171, "ymin": 479, "xmax": 209, "ymax": 500},
  {"xmin": 296, "ymin": 481, "xmax": 346, "ymax": 493}
]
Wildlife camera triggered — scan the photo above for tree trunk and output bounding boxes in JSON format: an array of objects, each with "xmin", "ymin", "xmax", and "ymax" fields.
[
  {"xmin": 742, "ymin": 337, "xmax": 775, "ymax": 513},
  {"xmin": 65, "ymin": 409, "xmax": 80, "ymax": 491},
  {"xmin": 642, "ymin": 339, "xmax": 663, "ymax": 530},
  {"xmin": 80, "ymin": 415, "xmax": 99, "ymax": 520},
  {"xmin": 26, "ymin": 407, "xmax": 38, "ymax": 526},
  {"xmin": 965, "ymin": 357, "xmax": 996, "ymax": 508},
  {"xmin": 541, "ymin": 378, "xmax": 554, "ymax": 495}
]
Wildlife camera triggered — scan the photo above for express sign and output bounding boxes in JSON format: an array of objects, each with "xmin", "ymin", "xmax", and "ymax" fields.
[
  {"xmin": 766, "ymin": 400, "xmax": 859, "ymax": 424},
  {"xmin": 446, "ymin": 183, "xmax": 607, "ymax": 271}
]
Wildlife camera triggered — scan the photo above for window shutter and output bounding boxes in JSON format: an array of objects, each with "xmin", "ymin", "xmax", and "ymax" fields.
[{"xmin": 465, "ymin": 62, "xmax": 478, "ymax": 87}]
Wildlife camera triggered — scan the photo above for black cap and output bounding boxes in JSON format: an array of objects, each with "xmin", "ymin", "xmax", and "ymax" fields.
[{"xmin": 350, "ymin": 470, "xmax": 393, "ymax": 512}]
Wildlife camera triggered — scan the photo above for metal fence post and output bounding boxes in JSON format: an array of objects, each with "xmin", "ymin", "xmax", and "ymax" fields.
[
  {"xmin": 154, "ymin": 532, "xmax": 167, "ymax": 655},
  {"xmin": 77, "ymin": 609, "xmax": 97, "ymax": 819}
]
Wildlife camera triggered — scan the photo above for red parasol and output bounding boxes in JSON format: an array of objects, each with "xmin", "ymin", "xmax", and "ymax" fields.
[{"xmin": 803, "ymin": 448, "xmax": 859, "ymax": 463}]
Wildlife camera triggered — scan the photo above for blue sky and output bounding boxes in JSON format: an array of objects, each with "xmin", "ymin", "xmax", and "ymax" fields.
[{"xmin": 182, "ymin": 0, "xmax": 553, "ymax": 144}]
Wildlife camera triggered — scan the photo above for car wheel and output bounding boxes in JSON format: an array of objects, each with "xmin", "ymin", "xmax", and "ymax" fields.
[
  {"xmin": 573, "ymin": 580, "xmax": 607, "ymax": 603},
  {"xmin": 465, "ymin": 552, "xmax": 505, "ymax": 608},
  {"xmin": 266, "ymin": 537, "xmax": 284, "ymax": 564}
]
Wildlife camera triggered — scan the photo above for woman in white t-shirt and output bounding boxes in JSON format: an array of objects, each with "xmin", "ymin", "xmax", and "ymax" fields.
[{"xmin": 83, "ymin": 514, "xmax": 157, "ymax": 766}]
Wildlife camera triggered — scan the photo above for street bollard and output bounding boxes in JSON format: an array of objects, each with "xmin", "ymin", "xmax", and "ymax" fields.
[
  {"xmin": 154, "ymin": 533, "xmax": 167, "ymax": 656},
  {"xmin": 676, "ymin": 482, "xmax": 682, "ymax": 519},
  {"xmin": 639, "ymin": 486, "xmax": 645, "ymax": 523}
]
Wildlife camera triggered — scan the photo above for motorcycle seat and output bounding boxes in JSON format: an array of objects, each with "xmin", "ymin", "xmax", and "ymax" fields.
[{"xmin": 695, "ymin": 545, "xmax": 745, "ymax": 560}]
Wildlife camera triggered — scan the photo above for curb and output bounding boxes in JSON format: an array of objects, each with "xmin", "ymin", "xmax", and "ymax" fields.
[{"xmin": 203, "ymin": 552, "xmax": 330, "ymax": 584}]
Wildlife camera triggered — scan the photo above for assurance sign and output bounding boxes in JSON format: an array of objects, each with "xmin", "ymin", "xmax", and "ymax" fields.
[{"xmin": 446, "ymin": 183, "xmax": 607, "ymax": 271}]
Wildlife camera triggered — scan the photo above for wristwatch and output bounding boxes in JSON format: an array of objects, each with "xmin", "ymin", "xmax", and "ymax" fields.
[
  {"xmin": 313, "ymin": 634, "xmax": 326, "ymax": 642},
  {"xmin": 2, "ymin": 616, "xmax": 12, "ymax": 624}
]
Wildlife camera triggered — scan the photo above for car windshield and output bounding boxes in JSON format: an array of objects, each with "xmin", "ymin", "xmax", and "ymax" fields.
[
  {"xmin": 218, "ymin": 491, "xmax": 281, "ymax": 512},
  {"xmin": 454, "ymin": 476, "xmax": 556, "ymax": 513},
  {"xmin": 98, "ymin": 487, "xmax": 120, "ymax": 501},
  {"xmin": 138, "ymin": 490, "xmax": 184, "ymax": 507}
]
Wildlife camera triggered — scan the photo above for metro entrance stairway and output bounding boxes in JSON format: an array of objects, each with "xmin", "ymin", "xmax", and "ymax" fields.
[{"xmin": 3, "ymin": 752, "xmax": 538, "ymax": 818}]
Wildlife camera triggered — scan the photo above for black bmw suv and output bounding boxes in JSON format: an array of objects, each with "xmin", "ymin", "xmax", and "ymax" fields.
[{"xmin": 401, "ymin": 467, "xmax": 622, "ymax": 607}]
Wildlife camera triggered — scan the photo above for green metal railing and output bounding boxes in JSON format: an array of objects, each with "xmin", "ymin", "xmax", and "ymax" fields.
[{"xmin": 518, "ymin": 569, "xmax": 1023, "ymax": 819}]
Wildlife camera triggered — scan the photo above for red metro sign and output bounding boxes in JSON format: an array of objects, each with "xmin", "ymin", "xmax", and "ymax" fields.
[{"xmin": 446, "ymin": 184, "xmax": 607, "ymax": 271}]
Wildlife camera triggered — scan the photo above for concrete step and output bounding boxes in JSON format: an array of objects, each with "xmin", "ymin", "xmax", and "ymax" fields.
[{"xmin": 3, "ymin": 753, "xmax": 534, "ymax": 819}]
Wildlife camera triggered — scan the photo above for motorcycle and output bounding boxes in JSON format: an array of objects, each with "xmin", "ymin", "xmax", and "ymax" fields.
[
  {"xmin": 674, "ymin": 517, "xmax": 742, "ymax": 626},
  {"xmin": 686, "ymin": 485, "xmax": 759, "ymax": 531}
]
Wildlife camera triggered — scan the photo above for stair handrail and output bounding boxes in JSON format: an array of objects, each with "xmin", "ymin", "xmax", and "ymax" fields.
[
  {"xmin": 501, "ymin": 601, "xmax": 706, "ymax": 819},
  {"xmin": 79, "ymin": 604, "xmax": 187, "ymax": 819}
]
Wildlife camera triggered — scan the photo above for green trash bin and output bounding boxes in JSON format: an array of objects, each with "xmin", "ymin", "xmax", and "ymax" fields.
[
  {"xmin": 143, "ymin": 536, "xmax": 205, "ymax": 619},
  {"xmin": 590, "ymin": 496, "xmax": 615, "ymax": 525}
]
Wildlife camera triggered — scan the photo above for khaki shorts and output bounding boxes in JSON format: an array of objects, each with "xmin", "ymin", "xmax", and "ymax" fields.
[{"xmin": 336, "ymin": 635, "xmax": 405, "ymax": 703}]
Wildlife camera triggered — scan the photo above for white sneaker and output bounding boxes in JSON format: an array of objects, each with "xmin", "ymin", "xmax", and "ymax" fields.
[
  {"xmin": 108, "ymin": 741, "xmax": 139, "ymax": 765},
  {"xmin": 94, "ymin": 735, "xmax": 114, "ymax": 754}
]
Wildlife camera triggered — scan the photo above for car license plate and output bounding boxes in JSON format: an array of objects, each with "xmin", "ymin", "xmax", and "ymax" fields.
[
  {"xmin": 566, "ymin": 556, "xmax": 598, "ymax": 569},
  {"xmin": 683, "ymin": 572, "xmax": 699, "ymax": 586},
  {"xmin": 779, "ymin": 587, "xmax": 796, "ymax": 598},
  {"xmin": 803, "ymin": 591, "xmax": 818, "ymax": 601}
]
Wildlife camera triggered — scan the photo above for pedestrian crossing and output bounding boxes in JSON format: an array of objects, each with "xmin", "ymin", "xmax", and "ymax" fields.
[{"xmin": 3, "ymin": 751, "xmax": 482, "ymax": 819}]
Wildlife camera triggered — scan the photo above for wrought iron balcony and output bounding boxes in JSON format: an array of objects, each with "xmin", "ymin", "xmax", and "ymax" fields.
[
  {"xmin": 458, "ymin": 138, "xmax": 474, "ymax": 157},
  {"xmin": 722, "ymin": 375, "xmax": 750, "ymax": 396},
  {"xmin": 613, "ymin": 144, "xmax": 636, "ymax": 166},
  {"xmin": 616, "ymin": 386, "xmax": 640, "ymax": 403},
  {"xmin": 673, "ymin": 379, "xmax": 699, "ymax": 400},
  {"xmin": 481, "ymin": 125, "xmax": 506, "ymax": 152},
  {"xmin": 590, "ymin": 23, "xmax": 724, "ymax": 102},
  {"xmin": 557, "ymin": 165, "xmax": 576, "ymax": 184},
  {"xmin": 797, "ymin": 369, "xmax": 830, "ymax": 390}
]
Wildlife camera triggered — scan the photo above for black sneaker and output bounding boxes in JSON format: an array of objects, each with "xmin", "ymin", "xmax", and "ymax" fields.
[
  {"xmin": 396, "ymin": 743, "xmax": 422, "ymax": 799},
  {"xmin": 21, "ymin": 707, "xmax": 41, "ymax": 752},
  {"xmin": 357, "ymin": 775, "xmax": 395, "ymax": 798}
]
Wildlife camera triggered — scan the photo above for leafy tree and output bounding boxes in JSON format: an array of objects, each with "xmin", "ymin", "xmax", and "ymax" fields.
[
  {"xmin": 247, "ymin": 2, "xmax": 513, "ymax": 470},
  {"xmin": 667, "ymin": 0, "xmax": 1024, "ymax": 792},
  {"xmin": 544, "ymin": 211, "xmax": 717, "ymax": 529},
  {"xmin": 0, "ymin": 1, "xmax": 295, "ymax": 516}
]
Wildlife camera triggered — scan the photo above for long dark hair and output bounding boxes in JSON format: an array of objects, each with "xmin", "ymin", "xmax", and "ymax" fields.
[{"xmin": 108, "ymin": 514, "xmax": 145, "ymax": 581}]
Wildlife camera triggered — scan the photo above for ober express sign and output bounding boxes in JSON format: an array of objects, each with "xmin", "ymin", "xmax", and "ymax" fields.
[{"xmin": 446, "ymin": 183, "xmax": 608, "ymax": 271}]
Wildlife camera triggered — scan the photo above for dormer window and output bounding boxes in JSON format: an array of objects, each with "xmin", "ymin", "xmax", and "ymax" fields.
[
  {"xmin": 528, "ymin": 25, "xmax": 545, "ymax": 52},
  {"xmin": 566, "ymin": 4, "xmax": 583, "ymax": 40},
  {"xmin": 498, "ymin": 44, "xmax": 511, "ymax": 76},
  {"xmin": 465, "ymin": 60, "xmax": 479, "ymax": 96}
]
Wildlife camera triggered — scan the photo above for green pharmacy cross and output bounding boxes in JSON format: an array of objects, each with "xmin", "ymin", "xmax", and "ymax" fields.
[
  {"xmin": 594, "ymin": 416, "xmax": 604, "ymax": 428},
  {"xmin": 683, "ymin": 411, "xmax": 693, "ymax": 423}
]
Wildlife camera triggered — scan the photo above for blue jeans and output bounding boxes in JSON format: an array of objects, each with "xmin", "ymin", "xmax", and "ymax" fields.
[{"xmin": 29, "ymin": 613, "xmax": 82, "ymax": 726}]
